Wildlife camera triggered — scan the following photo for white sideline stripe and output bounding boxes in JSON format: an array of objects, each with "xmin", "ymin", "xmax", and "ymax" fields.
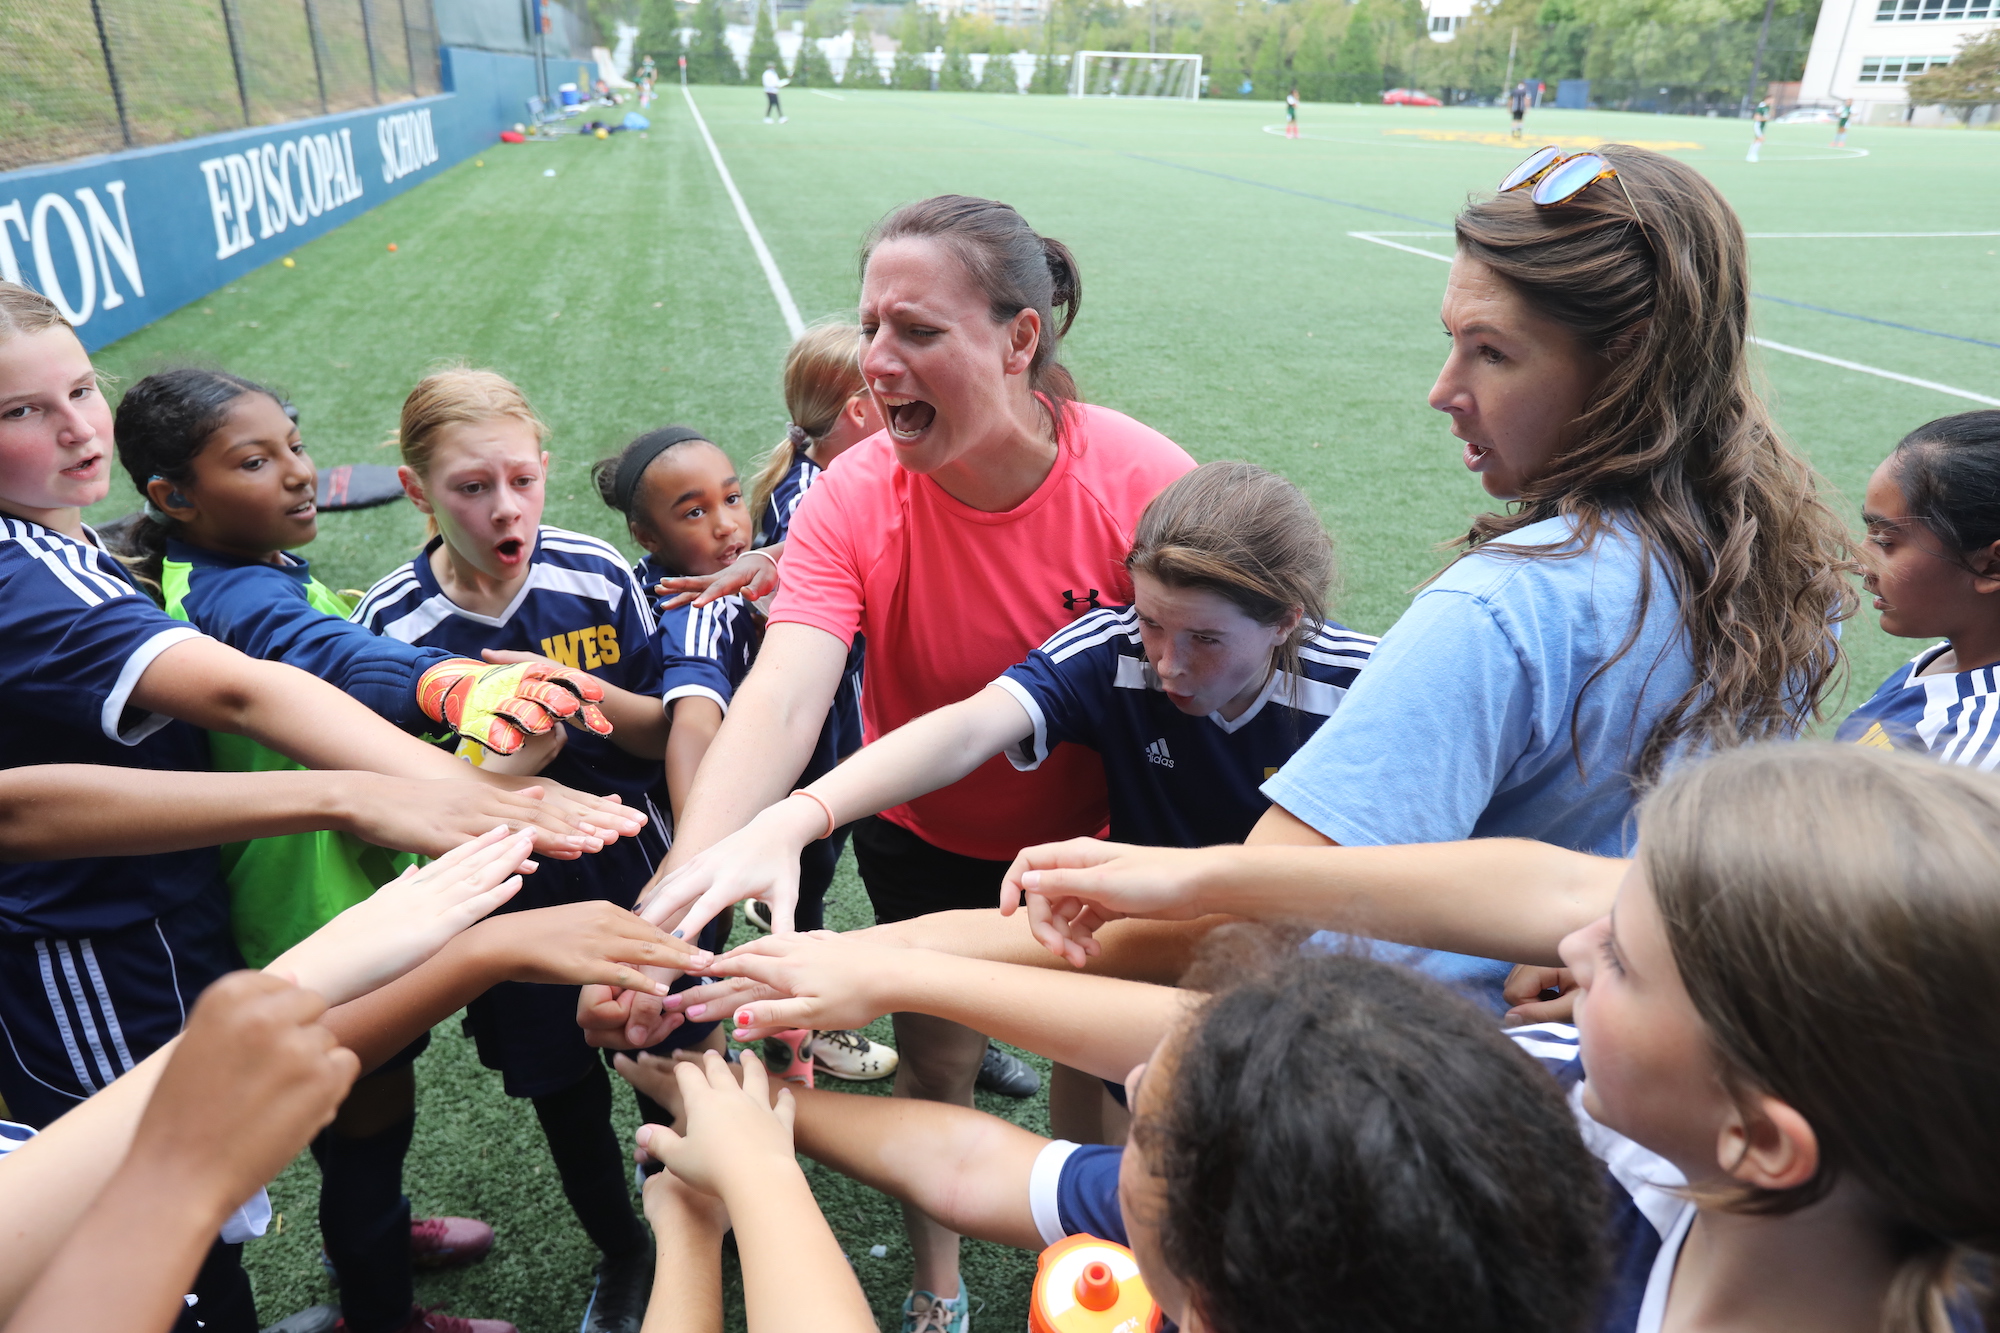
[
  {"xmin": 810, "ymin": 89, "xmax": 845, "ymax": 101},
  {"xmin": 1346, "ymin": 231, "xmax": 2000, "ymax": 407},
  {"xmin": 681, "ymin": 84, "xmax": 805, "ymax": 338},
  {"xmin": 1747, "ymin": 337, "xmax": 2000, "ymax": 406},
  {"xmin": 1346, "ymin": 231, "xmax": 1454, "ymax": 262}
]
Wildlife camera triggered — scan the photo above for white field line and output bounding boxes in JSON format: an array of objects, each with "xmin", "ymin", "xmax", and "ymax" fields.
[
  {"xmin": 810, "ymin": 89, "xmax": 846, "ymax": 101},
  {"xmin": 1346, "ymin": 231, "xmax": 2000, "ymax": 407},
  {"xmin": 681, "ymin": 84, "xmax": 805, "ymax": 338},
  {"xmin": 1346, "ymin": 232, "xmax": 1457, "ymax": 262}
]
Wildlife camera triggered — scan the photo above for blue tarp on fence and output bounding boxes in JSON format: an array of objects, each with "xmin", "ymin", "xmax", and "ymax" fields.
[{"xmin": 0, "ymin": 47, "xmax": 582, "ymax": 352}]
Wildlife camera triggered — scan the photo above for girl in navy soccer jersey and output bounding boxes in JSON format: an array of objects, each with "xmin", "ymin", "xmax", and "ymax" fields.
[
  {"xmin": 349, "ymin": 368, "xmax": 710, "ymax": 1333},
  {"xmin": 0, "ymin": 288, "xmax": 634, "ymax": 1333},
  {"xmin": 591, "ymin": 419, "xmax": 896, "ymax": 1084},
  {"xmin": 617, "ymin": 930, "xmax": 1606, "ymax": 1333},
  {"xmin": 1838, "ymin": 410, "xmax": 2000, "ymax": 765},
  {"xmin": 110, "ymin": 366, "xmax": 661, "ymax": 1333},
  {"xmin": 654, "ymin": 460, "xmax": 1370, "ymax": 1137},
  {"xmin": 679, "ymin": 742, "xmax": 2000, "ymax": 1333}
]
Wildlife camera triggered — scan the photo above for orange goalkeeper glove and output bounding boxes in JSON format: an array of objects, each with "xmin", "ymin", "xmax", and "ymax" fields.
[{"xmin": 416, "ymin": 658, "xmax": 613, "ymax": 756}]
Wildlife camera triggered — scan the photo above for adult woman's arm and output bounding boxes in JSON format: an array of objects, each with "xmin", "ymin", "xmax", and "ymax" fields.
[
  {"xmin": 129, "ymin": 637, "xmax": 646, "ymax": 856},
  {"xmin": 1001, "ymin": 837, "xmax": 1622, "ymax": 969},
  {"xmin": 640, "ymin": 684, "xmax": 1033, "ymax": 937},
  {"xmin": 0, "ymin": 766, "xmax": 556, "ymax": 862}
]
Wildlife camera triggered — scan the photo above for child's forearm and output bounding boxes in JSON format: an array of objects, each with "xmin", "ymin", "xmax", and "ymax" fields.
[
  {"xmin": 0, "ymin": 766, "xmax": 352, "ymax": 860},
  {"xmin": 317, "ymin": 926, "xmax": 510, "ymax": 1072},
  {"xmin": 0, "ymin": 1045, "xmax": 173, "ymax": 1321},
  {"xmin": 666, "ymin": 697, "xmax": 724, "ymax": 826},
  {"xmin": 2, "ymin": 1153, "xmax": 232, "ymax": 1333},
  {"xmin": 788, "ymin": 1086, "xmax": 1045, "ymax": 1248},
  {"xmin": 863, "ymin": 909, "xmax": 1222, "ymax": 984},
  {"xmin": 720, "ymin": 1161, "xmax": 877, "ymax": 1333},
  {"xmin": 598, "ymin": 682, "xmax": 671, "ymax": 761},
  {"xmin": 873, "ymin": 949, "xmax": 1193, "ymax": 1082},
  {"xmin": 642, "ymin": 1216, "xmax": 725, "ymax": 1333},
  {"xmin": 800, "ymin": 685, "xmax": 1030, "ymax": 829}
]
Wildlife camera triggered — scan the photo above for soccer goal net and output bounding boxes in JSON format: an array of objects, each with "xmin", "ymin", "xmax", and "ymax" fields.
[{"xmin": 1070, "ymin": 51, "xmax": 1203, "ymax": 100}]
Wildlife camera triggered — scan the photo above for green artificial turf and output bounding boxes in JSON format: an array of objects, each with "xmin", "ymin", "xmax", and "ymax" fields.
[{"xmin": 79, "ymin": 90, "xmax": 2000, "ymax": 1332}]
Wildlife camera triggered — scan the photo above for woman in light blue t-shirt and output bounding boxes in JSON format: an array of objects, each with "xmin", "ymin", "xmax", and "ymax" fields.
[{"xmin": 1254, "ymin": 146, "xmax": 1854, "ymax": 1008}]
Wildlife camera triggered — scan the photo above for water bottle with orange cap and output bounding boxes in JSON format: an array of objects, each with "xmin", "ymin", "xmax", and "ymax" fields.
[{"xmin": 1028, "ymin": 1234, "xmax": 1162, "ymax": 1333}]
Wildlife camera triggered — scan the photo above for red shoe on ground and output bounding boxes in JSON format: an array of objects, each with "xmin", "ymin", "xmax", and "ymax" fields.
[
  {"xmin": 335, "ymin": 1305, "xmax": 516, "ymax": 1333},
  {"xmin": 409, "ymin": 1216, "xmax": 496, "ymax": 1270}
]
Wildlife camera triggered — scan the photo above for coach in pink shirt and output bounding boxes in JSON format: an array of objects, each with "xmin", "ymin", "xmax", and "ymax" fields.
[{"xmin": 615, "ymin": 195, "xmax": 1192, "ymax": 1322}]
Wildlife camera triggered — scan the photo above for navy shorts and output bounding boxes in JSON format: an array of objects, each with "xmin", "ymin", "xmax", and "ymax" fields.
[
  {"xmin": 0, "ymin": 885, "xmax": 242, "ymax": 1127},
  {"xmin": 851, "ymin": 815, "xmax": 1011, "ymax": 925},
  {"xmin": 461, "ymin": 910, "xmax": 730, "ymax": 1100}
]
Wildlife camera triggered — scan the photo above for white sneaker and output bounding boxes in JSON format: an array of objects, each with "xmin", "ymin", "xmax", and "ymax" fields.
[
  {"xmin": 810, "ymin": 1029, "xmax": 899, "ymax": 1081},
  {"xmin": 779, "ymin": 116, "xmax": 788, "ymax": 123},
  {"xmin": 742, "ymin": 898, "xmax": 773, "ymax": 933}
]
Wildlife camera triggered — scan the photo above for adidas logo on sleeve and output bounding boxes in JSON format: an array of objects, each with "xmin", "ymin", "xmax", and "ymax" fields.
[{"xmin": 1144, "ymin": 738, "xmax": 1174, "ymax": 768}]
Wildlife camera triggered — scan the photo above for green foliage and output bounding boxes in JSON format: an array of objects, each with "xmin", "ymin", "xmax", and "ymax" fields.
[
  {"xmin": 892, "ymin": 48, "xmax": 933, "ymax": 88},
  {"xmin": 1330, "ymin": 0, "xmax": 1384, "ymax": 101},
  {"xmin": 1906, "ymin": 28, "xmax": 2000, "ymax": 122},
  {"xmin": 939, "ymin": 46, "xmax": 976, "ymax": 90},
  {"xmin": 747, "ymin": 0, "xmax": 785, "ymax": 78},
  {"xmin": 631, "ymin": 0, "xmax": 685, "ymax": 71},
  {"xmin": 978, "ymin": 46, "xmax": 1021, "ymax": 92},
  {"xmin": 795, "ymin": 31, "xmax": 838, "ymax": 85},
  {"xmin": 1029, "ymin": 49, "xmax": 1069, "ymax": 92},
  {"xmin": 684, "ymin": 0, "xmax": 742, "ymax": 82}
]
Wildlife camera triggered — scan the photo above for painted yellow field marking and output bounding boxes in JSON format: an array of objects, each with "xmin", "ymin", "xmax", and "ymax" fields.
[{"xmin": 1381, "ymin": 128, "xmax": 1705, "ymax": 152}]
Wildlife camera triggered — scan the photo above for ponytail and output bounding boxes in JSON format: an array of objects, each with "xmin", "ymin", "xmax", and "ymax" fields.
[{"xmin": 751, "ymin": 324, "xmax": 866, "ymax": 533}]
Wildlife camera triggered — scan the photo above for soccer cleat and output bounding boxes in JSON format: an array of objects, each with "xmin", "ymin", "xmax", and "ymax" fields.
[
  {"xmin": 975, "ymin": 1043, "xmax": 1040, "ymax": 1099},
  {"xmin": 779, "ymin": 116, "xmax": 787, "ymax": 122},
  {"xmin": 579, "ymin": 1250, "xmax": 654, "ymax": 1333},
  {"xmin": 261, "ymin": 1305, "xmax": 338, "ymax": 1333},
  {"xmin": 810, "ymin": 1028, "xmax": 898, "ymax": 1081},
  {"xmin": 334, "ymin": 1306, "xmax": 515, "ymax": 1333},
  {"xmin": 902, "ymin": 1288, "xmax": 972, "ymax": 1333},
  {"xmin": 742, "ymin": 897, "xmax": 773, "ymax": 933},
  {"xmin": 410, "ymin": 1215, "xmax": 496, "ymax": 1269},
  {"xmin": 760, "ymin": 1029, "xmax": 815, "ymax": 1087}
]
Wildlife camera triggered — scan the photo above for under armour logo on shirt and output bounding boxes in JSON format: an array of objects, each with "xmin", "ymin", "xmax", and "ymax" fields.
[
  {"xmin": 1063, "ymin": 589, "xmax": 1102, "ymax": 611},
  {"xmin": 1145, "ymin": 738, "xmax": 1174, "ymax": 768}
]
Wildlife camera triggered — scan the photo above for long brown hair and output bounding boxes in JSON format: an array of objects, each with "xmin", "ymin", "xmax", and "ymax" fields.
[
  {"xmin": 749, "ymin": 323, "xmax": 865, "ymax": 532},
  {"xmin": 1126, "ymin": 461, "xmax": 1333, "ymax": 686},
  {"xmin": 1643, "ymin": 743, "xmax": 2000, "ymax": 1333},
  {"xmin": 862, "ymin": 195, "xmax": 1081, "ymax": 436},
  {"xmin": 1453, "ymin": 147, "xmax": 1854, "ymax": 780}
]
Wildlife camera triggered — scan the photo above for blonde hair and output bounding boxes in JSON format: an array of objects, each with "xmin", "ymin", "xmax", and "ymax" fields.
[
  {"xmin": 0, "ymin": 282, "xmax": 70, "ymax": 341},
  {"xmin": 1642, "ymin": 744, "xmax": 2000, "ymax": 1333},
  {"xmin": 1126, "ymin": 461, "xmax": 1334, "ymax": 686},
  {"xmin": 396, "ymin": 368, "xmax": 548, "ymax": 537},
  {"xmin": 749, "ymin": 324, "xmax": 864, "ymax": 532}
]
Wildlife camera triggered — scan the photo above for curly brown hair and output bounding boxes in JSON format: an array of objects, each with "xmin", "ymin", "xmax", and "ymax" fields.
[{"xmin": 1453, "ymin": 146, "xmax": 1856, "ymax": 780}]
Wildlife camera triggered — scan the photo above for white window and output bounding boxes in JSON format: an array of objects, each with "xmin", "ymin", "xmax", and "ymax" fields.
[
  {"xmin": 1876, "ymin": 0, "xmax": 1993, "ymax": 19},
  {"xmin": 1858, "ymin": 54, "xmax": 1953, "ymax": 80}
]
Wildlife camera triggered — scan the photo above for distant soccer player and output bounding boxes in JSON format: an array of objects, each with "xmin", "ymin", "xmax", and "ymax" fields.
[
  {"xmin": 1834, "ymin": 97, "xmax": 1853, "ymax": 147},
  {"xmin": 1748, "ymin": 95, "xmax": 1770, "ymax": 161},
  {"xmin": 1285, "ymin": 85, "xmax": 1300, "ymax": 139},
  {"xmin": 763, "ymin": 64, "xmax": 788, "ymax": 123},
  {"xmin": 1508, "ymin": 80, "xmax": 1530, "ymax": 139}
]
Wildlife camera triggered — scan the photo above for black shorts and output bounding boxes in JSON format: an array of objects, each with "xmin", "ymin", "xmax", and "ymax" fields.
[
  {"xmin": 0, "ymin": 886, "xmax": 242, "ymax": 1126},
  {"xmin": 851, "ymin": 815, "xmax": 1011, "ymax": 925},
  {"xmin": 1510, "ymin": 108, "xmax": 1524, "ymax": 121}
]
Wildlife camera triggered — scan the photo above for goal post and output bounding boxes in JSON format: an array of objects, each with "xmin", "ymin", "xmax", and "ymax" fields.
[{"xmin": 1070, "ymin": 51, "xmax": 1203, "ymax": 100}]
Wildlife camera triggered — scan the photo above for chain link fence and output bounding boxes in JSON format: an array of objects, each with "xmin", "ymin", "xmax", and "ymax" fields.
[{"xmin": 1, "ymin": 0, "xmax": 441, "ymax": 173}]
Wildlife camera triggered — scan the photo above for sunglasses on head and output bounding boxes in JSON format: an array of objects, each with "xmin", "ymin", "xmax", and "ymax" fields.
[{"xmin": 1500, "ymin": 145, "xmax": 1653, "ymax": 248}]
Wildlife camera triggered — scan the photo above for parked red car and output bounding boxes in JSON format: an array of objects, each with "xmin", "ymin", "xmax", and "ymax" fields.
[{"xmin": 1381, "ymin": 88, "xmax": 1443, "ymax": 106}]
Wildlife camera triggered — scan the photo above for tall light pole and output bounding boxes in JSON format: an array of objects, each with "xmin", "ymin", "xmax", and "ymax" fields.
[{"xmin": 1742, "ymin": 0, "xmax": 1778, "ymax": 117}]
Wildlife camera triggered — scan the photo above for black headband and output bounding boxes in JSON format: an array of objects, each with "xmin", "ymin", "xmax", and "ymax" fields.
[{"xmin": 613, "ymin": 426, "xmax": 710, "ymax": 515}]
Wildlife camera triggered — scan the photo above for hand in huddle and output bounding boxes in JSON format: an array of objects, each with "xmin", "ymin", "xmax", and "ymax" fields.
[
  {"xmin": 1502, "ymin": 963, "xmax": 1578, "ymax": 1027},
  {"xmin": 999, "ymin": 837, "xmax": 1216, "ymax": 968},
  {"xmin": 654, "ymin": 550, "xmax": 779, "ymax": 611},
  {"xmin": 633, "ymin": 1049, "xmax": 795, "ymax": 1202}
]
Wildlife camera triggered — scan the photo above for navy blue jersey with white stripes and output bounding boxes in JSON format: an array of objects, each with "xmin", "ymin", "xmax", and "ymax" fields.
[
  {"xmin": 0, "ymin": 519, "xmax": 221, "ymax": 937},
  {"xmin": 166, "ymin": 539, "xmax": 450, "ymax": 732},
  {"xmin": 755, "ymin": 451, "xmax": 822, "ymax": 551},
  {"xmin": 1836, "ymin": 644, "xmax": 2000, "ymax": 768},
  {"xmin": 637, "ymin": 553, "xmax": 757, "ymax": 713},
  {"xmin": 996, "ymin": 608, "xmax": 1376, "ymax": 847},
  {"xmin": 351, "ymin": 528, "xmax": 670, "ymax": 905}
]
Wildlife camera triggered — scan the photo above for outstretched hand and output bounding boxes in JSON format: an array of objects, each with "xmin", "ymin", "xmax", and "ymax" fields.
[
  {"xmin": 999, "ymin": 837, "xmax": 1213, "ymax": 968},
  {"xmin": 267, "ymin": 825, "xmax": 534, "ymax": 1006},
  {"xmin": 671, "ymin": 932, "xmax": 890, "ymax": 1041},
  {"xmin": 471, "ymin": 772, "xmax": 647, "ymax": 858},
  {"xmin": 633, "ymin": 798, "xmax": 821, "ymax": 940},
  {"xmin": 654, "ymin": 550, "xmax": 779, "ymax": 610},
  {"xmin": 470, "ymin": 900, "xmax": 707, "ymax": 995},
  {"xmin": 633, "ymin": 1049, "xmax": 794, "ymax": 1201}
]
